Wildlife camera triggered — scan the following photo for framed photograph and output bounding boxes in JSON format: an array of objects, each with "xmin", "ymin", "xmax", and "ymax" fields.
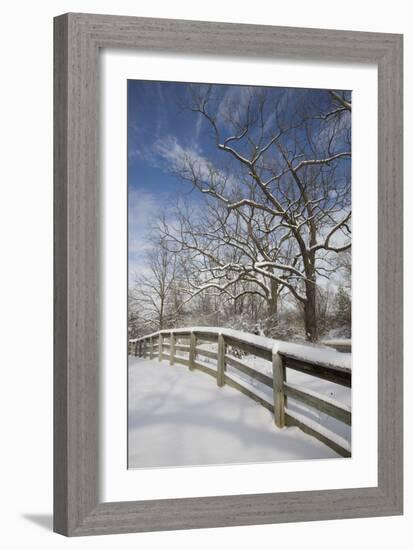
[{"xmin": 54, "ymin": 13, "xmax": 403, "ymax": 536}]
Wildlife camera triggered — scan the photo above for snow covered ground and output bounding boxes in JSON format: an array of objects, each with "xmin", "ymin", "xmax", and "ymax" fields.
[{"xmin": 128, "ymin": 357, "xmax": 343, "ymax": 469}]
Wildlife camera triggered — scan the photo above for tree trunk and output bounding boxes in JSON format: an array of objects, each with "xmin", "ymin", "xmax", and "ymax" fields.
[
  {"xmin": 159, "ymin": 297, "xmax": 164, "ymax": 330},
  {"xmin": 265, "ymin": 280, "xmax": 278, "ymax": 336},
  {"xmin": 303, "ymin": 253, "xmax": 318, "ymax": 341},
  {"xmin": 304, "ymin": 282, "xmax": 318, "ymax": 342},
  {"xmin": 268, "ymin": 280, "xmax": 278, "ymax": 318}
]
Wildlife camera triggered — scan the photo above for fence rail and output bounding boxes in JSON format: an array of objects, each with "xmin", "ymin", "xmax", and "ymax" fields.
[{"xmin": 129, "ymin": 328, "xmax": 351, "ymax": 457}]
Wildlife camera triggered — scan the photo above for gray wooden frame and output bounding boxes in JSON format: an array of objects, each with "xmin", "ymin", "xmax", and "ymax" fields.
[{"xmin": 54, "ymin": 12, "xmax": 403, "ymax": 536}]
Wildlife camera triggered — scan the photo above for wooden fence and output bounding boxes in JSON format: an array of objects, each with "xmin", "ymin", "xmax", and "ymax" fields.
[{"xmin": 128, "ymin": 328, "xmax": 351, "ymax": 458}]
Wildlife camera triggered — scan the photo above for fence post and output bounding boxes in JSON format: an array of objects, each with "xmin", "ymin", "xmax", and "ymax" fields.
[
  {"xmin": 149, "ymin": 336, "xmax": 153, "ymax": 359},
  {"xmin": 189, "ymin": 332, "xmax": 196, "ymax": 370},
  {"xmin": 217, "ymin": 333, "xmax": 226, "ymax": 387},
  {"xmin": 272, "ymin": 345, "xmax": 286, "ymax": 428},
  {"xmin": 170, "ymin": 332, "xmax": 175, "ymax": 366},
  {"xmin": 158, "ymin": 333, "xmax": 163, "ymax": 362}
]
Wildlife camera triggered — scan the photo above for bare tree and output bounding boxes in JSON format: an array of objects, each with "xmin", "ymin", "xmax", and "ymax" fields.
[
  {"xmin": 128, "ymin": 289, "xmax": 141, "ymax": 338},
  {"xmin": 158, "ymin": 86, "xmax": 351, "ymax": 341},
  {"xmin": 159, "ymin": 195, "xmax": 285, "ymax": 325},
  {"xmin": 133, "ymin": 238, "xmax": 181, "ymax": 332}
]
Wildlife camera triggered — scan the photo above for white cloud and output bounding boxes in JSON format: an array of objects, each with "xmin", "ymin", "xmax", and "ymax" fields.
[
  {"xmin": 153, "ymin": 135, "xmax": 215, "ymax": 182},
  {"xmin": 128, "ymin": 188, "xmax": 159, "ymax": 253},
  {"xmin": 153, "ymin": 134, "xmax": 240, "ymax": 196},
  {"xmin": 194, "ymin": 113, "xmax": 204, "ymax": 143},
  {"xmin": 217, "ymin": 85, "xmax": 253, "ymax": 125}
]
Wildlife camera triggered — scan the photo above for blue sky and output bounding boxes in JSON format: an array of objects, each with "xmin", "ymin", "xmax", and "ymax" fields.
[
  {"xmin": 127, "ymin": 80, "xmax": 351, "ymax": 279},
  {"xmin": 128, "ymin": 81, "xmax": 201, "ymax": 197},
  {"xmin": 128, "ymin": 80, "xmax": 206, "ymax": 278}
]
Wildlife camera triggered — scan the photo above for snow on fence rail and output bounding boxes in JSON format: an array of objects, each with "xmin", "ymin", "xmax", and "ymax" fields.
[{"xmin": 128, "ymin": 327, "xmax": 351, "ymax": 458}]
